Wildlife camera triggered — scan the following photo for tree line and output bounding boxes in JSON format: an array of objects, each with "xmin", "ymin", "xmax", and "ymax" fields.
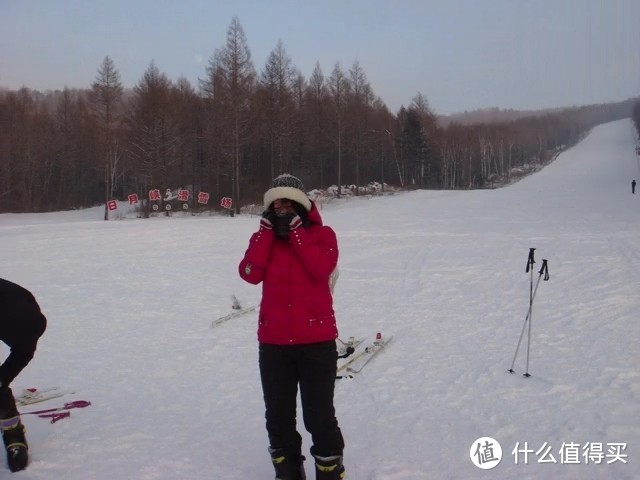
[{"xmin": 1, "ymin": 17, "xmax": 638, "ymax": 216}]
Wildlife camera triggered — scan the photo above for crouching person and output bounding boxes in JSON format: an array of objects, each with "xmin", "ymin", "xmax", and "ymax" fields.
[{"xmin": 0, "ymin": 278, "xmax": 47, "ymax": 472}]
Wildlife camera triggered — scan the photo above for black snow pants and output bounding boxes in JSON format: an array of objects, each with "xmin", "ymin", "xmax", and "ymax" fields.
[{"xmin": 259, "ymin": 340, "xmax": 345, "ymax": 458}]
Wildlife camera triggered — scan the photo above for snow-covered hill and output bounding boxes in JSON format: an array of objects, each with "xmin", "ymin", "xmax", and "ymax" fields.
[{"xmin": 1, "ymin": 119, "xmax": 639, "ymax": 479}]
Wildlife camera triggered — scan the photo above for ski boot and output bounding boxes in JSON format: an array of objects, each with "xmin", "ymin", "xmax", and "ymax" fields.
[
  {"xmin": 312, "ymin": 454, "xmax": 345, "ymax": 480},
  {"xmin": 269, "ymin": 447, "xmax": 306, "ymax": 480},
  {"xmin": 1, "ymin": 416, "xmax": 28, "ymax": 472}
]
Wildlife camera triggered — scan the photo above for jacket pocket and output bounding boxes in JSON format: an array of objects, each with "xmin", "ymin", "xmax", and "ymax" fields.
[{"xmin": 308, "ymin": 313, "xmax": 336, "ymax": 327}]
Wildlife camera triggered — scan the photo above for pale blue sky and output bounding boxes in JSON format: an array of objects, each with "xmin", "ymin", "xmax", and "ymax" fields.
[{"xmin": 1, "ymin": 0, "xmax": 638, "ymax": 114}]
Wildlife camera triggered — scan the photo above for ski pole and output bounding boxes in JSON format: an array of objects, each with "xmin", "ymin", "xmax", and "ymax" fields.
[
  {"xmin": 37, "ymin": 412, "xmax": 71, "ymax": 424},
  {"xmin": 508, "ymin": 259, "xmax": 549, "ymax": 375},
  {"xmin": 523, "ymin": 260, "xmax": 549, "ymax": 376},
  {"xmin": 508, "ymin": 269, "xmax": 542, "ymax": 373},
  {"xmin": 21, "ymin": 400, "xmax": 91, "ymax": 416}
]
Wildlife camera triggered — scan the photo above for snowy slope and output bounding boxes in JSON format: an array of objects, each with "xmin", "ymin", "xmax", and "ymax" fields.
[{"xmin": 0, "ymin": 119, "xmax": 639, "ymax": 479}]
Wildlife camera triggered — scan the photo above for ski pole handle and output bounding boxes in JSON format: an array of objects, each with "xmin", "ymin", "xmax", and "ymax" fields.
[
  {"xmin": 526, "ymin": 248, "xmax": 536, "ymax": 272},
  {"xmin": 539, "ymin": 259, "xmax": 549, "ymax": 280}
]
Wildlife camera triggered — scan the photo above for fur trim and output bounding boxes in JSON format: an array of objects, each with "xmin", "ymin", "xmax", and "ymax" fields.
[{"xmin": 264, "ymin": 186, "xmax": 312, "ymax": 211}]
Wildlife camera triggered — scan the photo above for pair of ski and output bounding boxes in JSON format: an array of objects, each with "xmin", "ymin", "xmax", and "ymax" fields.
[
  {"xmin": 16, "ymin": 388, "xmax": 91, "ymax": 423},
  {"xmin": 211, "ymin": 300, "xmax": 394, "ymax": 378},
  {"xmin": 337, "ymin": 333, "xmax": 393, "ymax": 379}
]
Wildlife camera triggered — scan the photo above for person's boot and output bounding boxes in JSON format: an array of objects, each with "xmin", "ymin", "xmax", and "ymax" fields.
[
  {"xmin": 269, "ymin": 447, "xmax": 306, "ymax": 480},
  {"xmin": 1, "ymin": 416, "xmax": 28, "ymax": 472},
  {"xmin": 312, "ymin": 454, "xmax": 345, "ymax": 480}
]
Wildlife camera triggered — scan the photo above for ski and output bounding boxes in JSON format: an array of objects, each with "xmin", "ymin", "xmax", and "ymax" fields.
[
  {"xmin": 15, "ymin": 387, "xmax": 76, "ymax": 406},
  {"xmin": 337, "ymin": 333, "xmax": 393, "ymax": 377},
  {"xmin": 211, "ymin": 306, "xmax": 256, "ymax": 327},
  {"xmin": 212, "ymin": 295, "xmax": 256, "ymax": 327}
]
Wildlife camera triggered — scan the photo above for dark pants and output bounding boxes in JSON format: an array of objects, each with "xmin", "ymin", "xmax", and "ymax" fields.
[
  {"xmin": 0, "ymin": 388, "xmax": 18, "ymax": 419},
  {"xmin": 0, "ymin": 309, "xmax": 46, "ymax": 388},
  {"xmin": 259, "ymin": 340, "xmax": 344, "ymax": 458}
]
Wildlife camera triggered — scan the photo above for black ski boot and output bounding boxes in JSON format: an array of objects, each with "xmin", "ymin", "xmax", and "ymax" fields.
[
  {"xmin": 312, "ymin": 454, "xmax": 345, "ymax": 480},
  {"xmin": 269, "ymin": 447, "xmax": 306, "ymax": 480},
  {"xmin": 1, "ymin": 416, "xmax": 28, "ymax": 472}
]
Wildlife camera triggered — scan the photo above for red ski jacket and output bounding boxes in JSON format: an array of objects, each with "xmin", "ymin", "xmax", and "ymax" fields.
[{"xmin": 239, "ymin": 203, "xmax": 339, "ymax": 345}]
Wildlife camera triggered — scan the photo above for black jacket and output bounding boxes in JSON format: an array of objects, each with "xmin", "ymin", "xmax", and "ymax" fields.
[{"xmin": 0, "ymin": 279, "xmax": 47, "ymax": 386}]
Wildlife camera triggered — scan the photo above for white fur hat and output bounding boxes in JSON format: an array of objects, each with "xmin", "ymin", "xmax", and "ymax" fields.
[{"xmin": 264, "ymin": 174, "xmax": 312, "ymax": 211}]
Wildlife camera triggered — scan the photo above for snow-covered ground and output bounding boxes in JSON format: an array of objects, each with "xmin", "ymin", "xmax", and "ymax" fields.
[{"xmin": 1, "ymin": 119, "xmax": 639, "ymax": 479}]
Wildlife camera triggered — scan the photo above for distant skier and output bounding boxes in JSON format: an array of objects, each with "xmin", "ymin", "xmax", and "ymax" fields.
[
  {"xmin": 632, "ymin": 179, "xmax": 636, "ymax": 194},
  {"xmin": 0, "ymin": 279, "xmax": 47, "ymax": 472},
  {"xmin": 239, "ymin": 174, "xmax": 345, "ymax": 479}
]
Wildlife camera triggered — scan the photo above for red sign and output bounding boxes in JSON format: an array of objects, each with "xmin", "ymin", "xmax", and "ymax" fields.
[
  {"xmin": 148, "ymin": 189, "xmax": 161, "ymax": 201},
  {"xmin": 198, "ymin": 192, "xmax": 210, "ymax": 205},
  {"xmin": 178, "ymin": 189, "xmax": 190, "ymax": 202},
  {"xmin": 128, "ymin": 194, "xmax": 139, "ymax": 205},
  {"xmin": 220, "ymin": 197, "xmax": 233, "ymax": 209},
  {"xmin": 107, "ymin": 200, "xmax": 118, "ymax": 211}
]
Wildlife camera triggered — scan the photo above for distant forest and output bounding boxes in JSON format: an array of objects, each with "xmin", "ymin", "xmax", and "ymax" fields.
[{"xmin": 1, "ymin": 17, "xmax": 638, "ymax": 215}]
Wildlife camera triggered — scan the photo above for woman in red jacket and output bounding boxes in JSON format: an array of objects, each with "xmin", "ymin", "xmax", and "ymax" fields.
[{"xmin": 239, "ymin": 174, "xmax": 345, "ymax": 480}]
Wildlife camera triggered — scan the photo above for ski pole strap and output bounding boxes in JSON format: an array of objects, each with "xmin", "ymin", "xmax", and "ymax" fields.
[
  {"xmin": 526, "ymin": 248, "xmax": 536, "ymax": 272},
  {"xmin": 539, "ymin": 259, "xmax": 549, "ymax": 281}
]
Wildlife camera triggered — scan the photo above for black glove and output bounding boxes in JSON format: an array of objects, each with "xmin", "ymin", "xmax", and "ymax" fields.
[
  {"xmin": 260, "ymin": 210, "xmax": 276, "ymax": 231},
  {"xmin": 273, "ymin": 212, "xmax": 295, "ymax": 239}
]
